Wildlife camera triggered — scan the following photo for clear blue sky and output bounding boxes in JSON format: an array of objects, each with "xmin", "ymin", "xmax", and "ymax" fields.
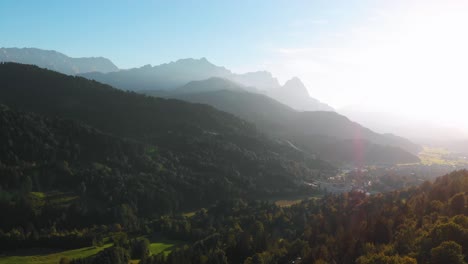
[
  {"xmin": 0, "ymin": 0, "xmax": 369, "ymax": 69},
  {"xmin": 2, "ymin": 0, "xmax": 468, "ymax": 132}
]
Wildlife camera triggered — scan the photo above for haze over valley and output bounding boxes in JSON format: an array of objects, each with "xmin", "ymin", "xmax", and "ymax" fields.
[{"xmin": 1, "ymin": 1, "xmax": 467, "ymax": 264}]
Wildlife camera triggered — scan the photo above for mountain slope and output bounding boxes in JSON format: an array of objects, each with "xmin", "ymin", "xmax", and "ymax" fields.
[
  {"xmin": 173, "ymin": 77, "xmax": 247, "ymax": 94},
  {"xmin": 0, "ymin": 103, "xmax": 329, "ymax": 231},
  {"xmin": 143, "ymin": 79, "xmax": 421, "ymax": 165},
  {"xmin": 0, "ymin": 47, "xmax": 118, "ymax": 75},
  {"xmin": 0, "ymin": 63, "xmax": 251, "ymax": 140},
  {"xmin": 0, "ymin": 63, "xmax": 334, "ymax": 221}
]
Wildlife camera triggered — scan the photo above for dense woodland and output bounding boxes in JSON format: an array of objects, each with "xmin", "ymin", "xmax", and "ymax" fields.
[
  {"xmin": 0, "ymin": 103, "xmax": 328, "ymax": 230},
  {"xmin": 0, "ymin": 63, "xmax": 466, "ymax": 264},
  {"xmin": 66, "ymin": 171, "xmax": 468, "ymax": 264},
  {"xmin": 0, "ymin": 63, "xmax": 329, "ymax": 250}
]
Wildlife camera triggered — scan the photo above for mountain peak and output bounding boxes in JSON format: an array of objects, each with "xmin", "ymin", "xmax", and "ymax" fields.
[
  {"xmin": 172, "ymin": 57, "xmax": 214, "ymax": 65},
  {"xmin": 266, "ymin": 76, "xmax": 334, "ymax": 111},
  {"xmin": 284, "ymin": 76, "xmax": 304, "ymax": 85},
  {"xmin": 283, "ymin": 77, "xmax": 309, "ymax": 97}
]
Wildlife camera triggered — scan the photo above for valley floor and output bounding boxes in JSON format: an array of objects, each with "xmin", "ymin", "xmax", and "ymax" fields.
[
  {"xmin": 0, "ymin": 240, "xmax": 178, "ymax": 264},
  {"xmin": 0, "ymin": 244, "xmax": 111, "ymax": 264}
]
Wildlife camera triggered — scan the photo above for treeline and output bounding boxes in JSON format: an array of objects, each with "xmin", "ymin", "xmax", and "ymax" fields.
[
  {"xmin": 66, "ymin": 233, "xmax": 150, "ymax": 264},
  {"xmin": 0, "ymin": 227, "xmax": 100, "ymax": 250}
]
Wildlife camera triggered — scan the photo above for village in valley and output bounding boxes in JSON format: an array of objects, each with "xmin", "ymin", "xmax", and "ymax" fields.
[{"xmin": 309, "ymin": 147, "xmax": 468, "ymax": 194}]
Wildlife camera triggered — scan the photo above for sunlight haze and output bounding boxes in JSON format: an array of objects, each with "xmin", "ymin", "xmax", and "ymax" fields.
[
  {"xmin": 254, "ymin": 1, "xmax": 468, "ymax": 132},
  {"xmin": 2, "ymin": 1, "xmax": 468, "ymax": 263},
  {"xmin": 0, "ymin": 0, "xmax": 468, "ymax": 132},
  {"xmin": 1, "ymin": 0, "xmax": 467, "ymax": 132}
]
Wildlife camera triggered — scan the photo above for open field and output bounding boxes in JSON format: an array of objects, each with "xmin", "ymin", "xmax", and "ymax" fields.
[
  {"xmin": 273, "ymin": 195, "xmax": 322, "ymax": 208},
  {"xmin": 418, "ymin": 147, "xmax": 468, "ymax": 166},
  {"xmin": 149, "ymin": 240, "xmax": 178, "ymax": 256},
  {"xmin": 129, "ymin": 240, "xmax": 179, "ymax": 263},
  {"xmin": 274, "ymin": 199, "xmax": 304, "ymax": 207},
  {"xmin": 0, "ymin": 238, "xmax": 182, "ymax": 264},
  {"xmin": 0, "ymin": 244, "xmax": 111, "ymax": 264}
]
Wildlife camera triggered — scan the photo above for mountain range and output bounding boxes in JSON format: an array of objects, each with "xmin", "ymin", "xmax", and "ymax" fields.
[
  {"xmin": 0, "ymin": 47, "xmax": 422, "ymax": 165},
  {"xmin": 0, "ymin": 50, "xmax": 452, "ymax": 264},
  {"xmin": 0, "ymin": 47, "xmax": 119, "ymax": 75},
  {"xmin": 1, "ymin": 47, "xmax": 333, "ymax": 112},
  {"xmin": 80, "ymin": 57, "xmax": 334, "ymax": 112}
]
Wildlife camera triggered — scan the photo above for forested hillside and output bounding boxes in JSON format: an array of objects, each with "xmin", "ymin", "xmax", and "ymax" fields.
[
  {"xmin": 133, "ymin": 170, "xmax": 467, "ymax": 264},
  {"xmin": 0, "ymin": 63, "xmax": 334, "ymax": 243},
  {"xmin": 0, "ymin": 63, "xmax": 465, "ymax": 264}
]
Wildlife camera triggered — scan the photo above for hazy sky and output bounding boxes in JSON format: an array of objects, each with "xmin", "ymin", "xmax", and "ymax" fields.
[{"xmin": 1, "ymin": 0, "xmax": 467, "ymax": 130}]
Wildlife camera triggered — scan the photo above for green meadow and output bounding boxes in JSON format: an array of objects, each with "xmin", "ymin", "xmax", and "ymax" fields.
[
  {"xmin": 0, "ymin": 239, "xmax": 179, "ymax": 264},
  {"xmin": 0, "ymin": 244, "xmax": 111, "ymax": 264}
]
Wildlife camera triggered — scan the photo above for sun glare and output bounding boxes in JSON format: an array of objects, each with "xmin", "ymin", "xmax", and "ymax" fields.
[{"xmin": 277, "ymin": 1, "xmax": 468, "ymax": 130}]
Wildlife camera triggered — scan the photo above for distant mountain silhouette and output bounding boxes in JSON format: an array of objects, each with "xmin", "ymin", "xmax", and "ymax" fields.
[
  {"xmin": 268, "ymin": 77, "xmax": 334, "ymax": 111},
  {"xmin": 144, "ymin": 78, "xmax": 421, "ymax": 165},
  {"xmin": 82, "ymin": 58, "xmax": 232, "ymax": 91},
  {"xmin": 0, "ymin": 47, "xmax": 118, "ymax": 75},
  {"xmin": 81, "ymin": 57, "xmax": 333, "ymax": 111}
]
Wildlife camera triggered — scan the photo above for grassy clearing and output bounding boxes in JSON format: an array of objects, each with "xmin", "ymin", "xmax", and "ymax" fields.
[
  {"xmin": 0, "ymin": 238, "xmax": 182, "ymax": 264},
  {"xmin": 129, "ymin": 239, "xmax": 180, "ymax": 263},
  {"xmin": 274, "ymin": 195, "xmax": 321, "ymax": 208},
  {"xmin": 0, "ymin": 244, "xmax": 111, "ymax": 264},
  {"xmin": 274, "ymin": 199, "xmax": 303, "ymax": 207},
  {"xmin": 418, "ymin": 147, "xmax": 468, "ymax": 166},
  {"xmin": 27, "ymin": 191, "xmax": 78, "ymax": 215},
  {"xmin": 182, "ymin": 211, "xmax": 196, "ymax": 218},
  {"xmin": 149, "ymin": 240, "xmax": 178, "ymax": 256},
  {"xmin": 30, "ymin": 192, "xmax": 46, "ymax": 199}
]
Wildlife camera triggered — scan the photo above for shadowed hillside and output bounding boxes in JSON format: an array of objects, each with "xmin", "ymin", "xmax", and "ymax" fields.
[
  {"xmin": 0, "ymin": 63, "xmax": 335, "ymax": 234},
  {"xmin": 144, "ymin": 80, "xmax": 421, "ymax": 165}
]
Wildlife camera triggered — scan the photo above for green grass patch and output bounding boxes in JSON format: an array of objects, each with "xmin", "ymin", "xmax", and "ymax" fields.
[
  {"xmin": 149, "ymin": 240, "xmax": 179, "ymax": 256},
  {"xmin": 0, "ymin": 244, "xmax": 111, "ymax": 264},
  {"xmin": 182, "ymin": 211, "xmax": 196, "ymax": 218},
  {"xmin": 27, "ymin": 191, "xmax": 78, "ymax": 214},
  {"xmin": 274, "ymin": 199, "xmax": 304, "ymax": 207},
  {"xmin": 30, "ymin": 192, "xmax": 46, "ymax": 199},
  {"xmin": 272, "ymin": 194, "xmax": 322, "ymax": 208}
]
